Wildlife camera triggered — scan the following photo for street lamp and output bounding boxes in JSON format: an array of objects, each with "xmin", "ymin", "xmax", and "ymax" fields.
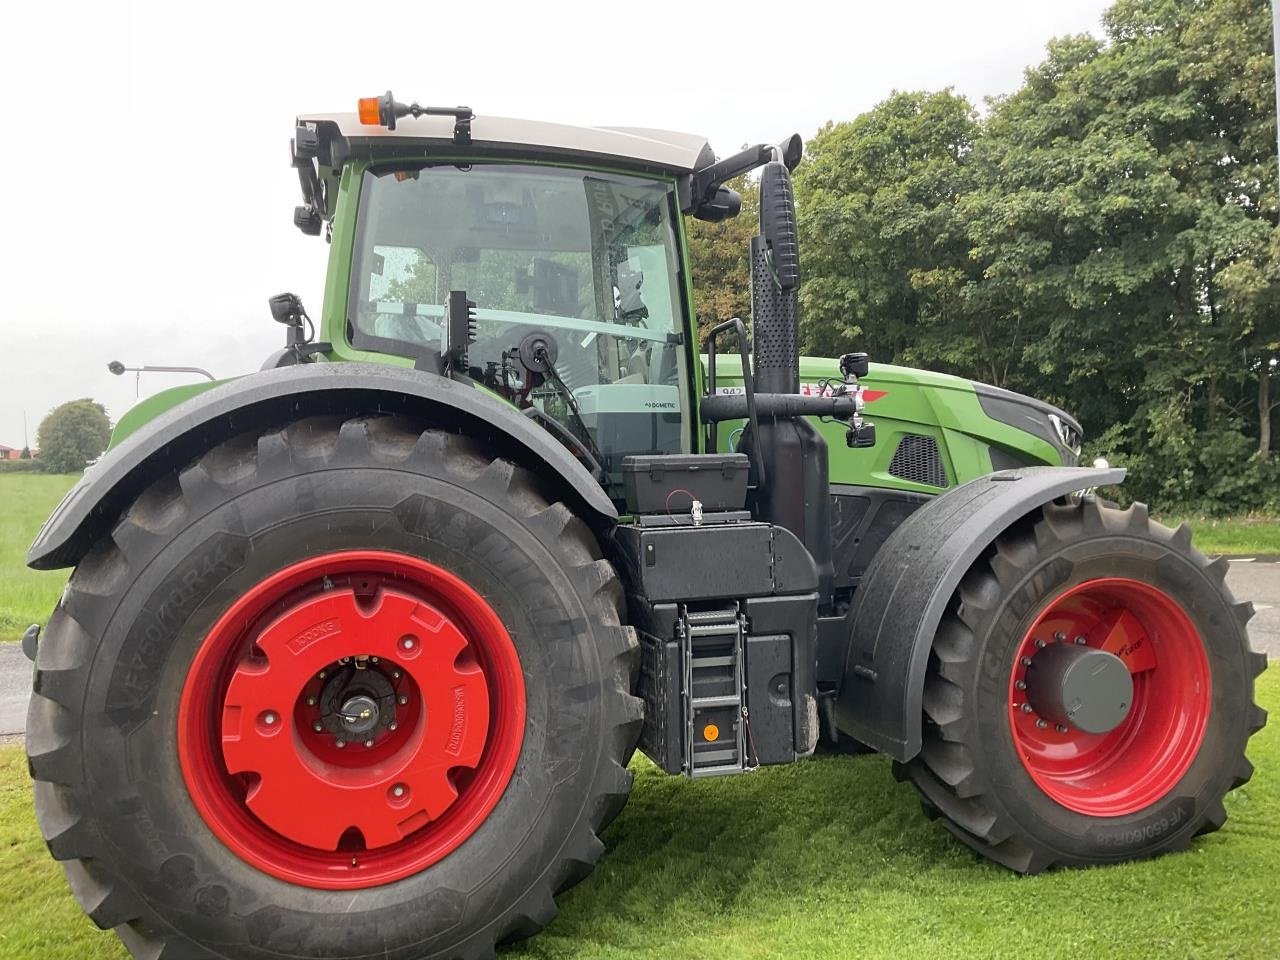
[{"xmin": 108, "ymin": 361, "xmax": 217, "ymax": 397}]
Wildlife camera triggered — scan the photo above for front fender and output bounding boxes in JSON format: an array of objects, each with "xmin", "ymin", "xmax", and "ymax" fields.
[
  {"xmin": 29, "ymin": 363, "xmax": 618, "ymax": 570},
  {"xmin": 834, "ymin": 466, "xmax": 1125, "ymax": 760}
]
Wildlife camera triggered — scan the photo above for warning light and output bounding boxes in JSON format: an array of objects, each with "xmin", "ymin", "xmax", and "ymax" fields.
[
  {"xmin": 702, "ymin": 723, "xmax": 720, "ymax": 742},
  {"xmin": 358, "ymin": 97, "xmax": 382, "ymax": 126}
]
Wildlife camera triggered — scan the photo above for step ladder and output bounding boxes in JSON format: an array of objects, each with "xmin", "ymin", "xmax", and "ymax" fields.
[{"xmin": 679, "ymin": 604, "xmax": 750, "ymax": 777}]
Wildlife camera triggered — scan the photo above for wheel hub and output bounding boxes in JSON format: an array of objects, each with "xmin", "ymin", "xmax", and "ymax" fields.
[
  {"xmin": 1007, "ymin": 577, "xmax": 1210, "ymax": 817},
  {"xmin": 1024, "ymin": 641, "xmax": 1133, "ymax": 734},
  {"xmin": 178, "ymin": 551, "xmax": 527, "ymax": 889}
]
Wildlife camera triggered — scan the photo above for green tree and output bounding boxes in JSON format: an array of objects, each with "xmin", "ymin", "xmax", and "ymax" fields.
[
  {"xmin": 36, "ymin": 399, "xmax": 111, "ymax": 474},
  {"xmin": 794, "ymin": 90, "xmax": 984, "ymax": 376},
  {"xmin": 962, "ymin": 0, "xmax": 1279, "ymax": 509},
  {"xmin": 685, "ymin": 174, "xmax": 759, "ymax": 343}
]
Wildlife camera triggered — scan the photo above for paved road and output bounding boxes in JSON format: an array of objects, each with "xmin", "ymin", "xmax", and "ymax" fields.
[{"xmin": 2, "ymin": 563, "xmax": 1277, "ymax": 738}]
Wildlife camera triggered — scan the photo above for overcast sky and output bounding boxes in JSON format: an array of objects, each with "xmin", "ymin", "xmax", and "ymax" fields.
[{"xmin": 2, "ymin": 0, "xmax": 1114, "ymax": 450}]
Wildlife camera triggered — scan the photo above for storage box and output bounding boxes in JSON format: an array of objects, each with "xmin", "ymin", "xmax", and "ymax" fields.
[{"xmin": 622, "ymin": 453, "xmax": 750, "ymax": 515}]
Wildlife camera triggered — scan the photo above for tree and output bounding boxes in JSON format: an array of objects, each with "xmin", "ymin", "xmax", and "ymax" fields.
[
  {"xmin": 19, "ymin": 446, "xmax": 31, "ymax": 460},
  {"xmin": 962, "ymin": 0, "xmax": 1279, "ymax": 509},
  {"xmin": 794, "ymin": 90, "xmax": 985, "ymax": 377},
  {"xmin": 685, "ymin": 174, "xmax": 758, "ymax": 344},
  {"xmin": 36, "ymin": 399, "xmax": 111, "ymax": 474}
]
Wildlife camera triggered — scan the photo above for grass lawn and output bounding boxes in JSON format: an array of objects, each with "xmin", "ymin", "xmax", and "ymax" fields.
[
  {"xmin": 1154, "ymin": 515, "xmax": 1280, "ymax": 557},
  {"xmin": 0, "ymin": 474, "xmax": 76, "ymax": 643},
  {"xmin": 0, "ymin": 671, "xmax": 1275, "ymax": 959}
]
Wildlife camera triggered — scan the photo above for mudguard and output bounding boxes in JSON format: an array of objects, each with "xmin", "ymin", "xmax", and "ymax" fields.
[
  {"xmin": 834, "ymin": 466, "xmax": 1126, "ymax": 760},
  {"xmin": 28, "ymin": 362, "xmax": 618, "ymax": 570}
]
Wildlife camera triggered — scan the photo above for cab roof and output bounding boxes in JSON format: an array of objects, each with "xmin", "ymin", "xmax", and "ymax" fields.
[{"xmin": 296, "ymin": 111, "xmax": 716, "ymax": 177}]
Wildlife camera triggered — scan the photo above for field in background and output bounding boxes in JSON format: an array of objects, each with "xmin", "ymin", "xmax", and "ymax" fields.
[
  {"xmin": 0, "ymin": 474, "xmax": 75, "ymax": 642},
  {"xmin": 1, "ymin": 671, "xmax": 1275, "ymax": 959},
  {"xmin": 0, "ymin": 475, "xmax": 1277, "ymax": 644}
]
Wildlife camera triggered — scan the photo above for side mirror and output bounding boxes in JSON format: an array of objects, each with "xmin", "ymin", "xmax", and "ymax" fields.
[
  {"xmin": 692, "ymin": 184, "xmax": 742, "ymax": 223},
  {"xmin": 759, "ymin": 161, "xmax": 800, "ymax": 292}
]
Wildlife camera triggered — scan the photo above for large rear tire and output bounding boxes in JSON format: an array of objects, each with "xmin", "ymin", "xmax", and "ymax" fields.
[
  {"xmin": 899, "ymin": 498, "xmax": 1267, "ymax": 873},
  {"xmin": 27, "ymin": 415, "xmax": 641, "ymax": 959}
]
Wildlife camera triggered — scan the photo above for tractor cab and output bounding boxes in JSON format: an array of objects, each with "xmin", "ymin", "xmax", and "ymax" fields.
[{"xmin": 290, "ymin": 97, "xmax": 739, "ymax": 496}]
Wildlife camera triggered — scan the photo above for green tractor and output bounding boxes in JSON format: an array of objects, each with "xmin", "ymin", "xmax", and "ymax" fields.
[{"xmin": 24, "ymin": 93, "xmax": 1265, "ymax": 960}]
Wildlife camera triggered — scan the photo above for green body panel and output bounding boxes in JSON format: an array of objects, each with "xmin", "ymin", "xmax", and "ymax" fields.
[
  {"xmin": 705, "ymin": 355, "xmax": 1066, "ymax": 494},
  {"xmin": 108, "ymin": 155, "xmax": 1066, "ymax": 496},
  {"xmin": 110, "ymin": 381, "xmax": 227, "ymax": 446}
]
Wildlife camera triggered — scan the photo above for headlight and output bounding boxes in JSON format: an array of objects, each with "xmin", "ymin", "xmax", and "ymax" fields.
[{"xmin": 1047, "ymin": 413, "xmax": 1082, "ymax": 459}]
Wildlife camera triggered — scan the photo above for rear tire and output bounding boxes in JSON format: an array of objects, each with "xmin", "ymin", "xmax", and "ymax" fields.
[
  {"xmin": 899, "ymin": 498, "xmax": 1267, "ymax": 873},
  {"xmin": 27, "ymin": 415, "xmax": 641, "ymax": 959}
]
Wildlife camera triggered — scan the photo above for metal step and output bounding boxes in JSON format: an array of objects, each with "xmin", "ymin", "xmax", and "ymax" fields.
[{"xmin": 679, "ymin": 603, "xmax": 749, "ymax": 778}]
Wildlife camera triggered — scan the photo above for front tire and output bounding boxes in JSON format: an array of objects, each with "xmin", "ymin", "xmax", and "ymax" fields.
[
  {"xmin": 900, "ymin": 498, "xmax": 1267, "ymax": 873},
  {"xmin": 28, "ymin": 415, "xmax": 641, "ymax": 959}
]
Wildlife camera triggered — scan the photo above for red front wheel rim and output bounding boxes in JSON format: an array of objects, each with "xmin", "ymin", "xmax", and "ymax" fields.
[
  {"xmin": 1008, "ymin": 577, "xmax": 1211, "ymax": 817},
  {"xmin": 178, "ymin": 551, "xmax": 525, "ymax": 889}
]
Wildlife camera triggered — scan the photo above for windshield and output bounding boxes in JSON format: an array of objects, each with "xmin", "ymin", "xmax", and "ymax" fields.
[{"xmin": 349, "ymin": 163, "xmax": 691, "ymax": 493}]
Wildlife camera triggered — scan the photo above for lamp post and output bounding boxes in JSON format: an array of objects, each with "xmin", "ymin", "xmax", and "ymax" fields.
[{"xmin": 108, "ymin": 361, "xmax": 217, "ymax": 397}]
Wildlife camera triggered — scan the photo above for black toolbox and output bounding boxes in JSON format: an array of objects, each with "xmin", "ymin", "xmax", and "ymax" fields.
[{"xmin": 622, "ymin": 453, "xmax": 750, "ymax": 515}]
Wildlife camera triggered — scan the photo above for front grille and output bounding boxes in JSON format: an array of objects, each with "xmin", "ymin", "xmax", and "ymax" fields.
[{"xmin": 888, "ymin": 434, "xmax": 948, "ymax": 488}]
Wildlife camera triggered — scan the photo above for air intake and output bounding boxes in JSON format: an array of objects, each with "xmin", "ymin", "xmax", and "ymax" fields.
[{"xmin": 888, "ymin": 435, "xmax": 948, "ymax": 488}]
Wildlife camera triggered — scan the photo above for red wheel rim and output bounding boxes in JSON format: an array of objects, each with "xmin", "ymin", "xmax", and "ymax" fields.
[
  {"xmin": 1008, "ymin": 577, "xmax": 1210, "ymax": 817},
  {"xmin": 178, "ymin": 551, "xmax": 525, "ymax": 889}
]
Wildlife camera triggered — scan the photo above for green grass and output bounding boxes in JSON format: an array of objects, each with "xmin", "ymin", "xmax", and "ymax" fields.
[
  {"xmin": 1158, "ymin": 515, "xmax": 1280, "ymax": 557},
  {"xmin": 0, "ymin": 672, "xmax": 1276, "ymax": 960},
  {"xmin": 0, "ymin": 474, "xmax": 75, "ymax": 642}
]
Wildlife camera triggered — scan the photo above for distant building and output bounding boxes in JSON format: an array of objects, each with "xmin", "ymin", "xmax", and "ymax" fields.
[{"xmin": 0, "ymin": 444, "xmax": 19, "ymax": 460}]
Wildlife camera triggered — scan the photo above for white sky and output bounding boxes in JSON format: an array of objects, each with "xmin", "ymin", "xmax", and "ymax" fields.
[{"xmin": 1, "ymin": 0, "xmax": 1113, "ymax": 450}]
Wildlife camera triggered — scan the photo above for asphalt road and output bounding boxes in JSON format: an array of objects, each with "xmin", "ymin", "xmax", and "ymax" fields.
[{"xmin": 2, "ymin": 563, "xmax": 1277, "ymax": 738}]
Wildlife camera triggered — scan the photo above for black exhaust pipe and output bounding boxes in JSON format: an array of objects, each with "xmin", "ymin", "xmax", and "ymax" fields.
[
  {"xmin": 743, "ymin": 161, "xmax": 835, "ymax": 606},
  {"xmin": 752, "ymin": 162, "xmax": 800, "ymax": 394}
]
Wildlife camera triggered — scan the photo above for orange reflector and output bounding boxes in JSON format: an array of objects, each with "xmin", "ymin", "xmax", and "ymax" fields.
[
  {"xmin": 357, "ymin": 97, "xmax": 381, "ymax": 126},
  {"xmin": 702, "ymin": 723, "xmax": 719, "ymax": 742}
]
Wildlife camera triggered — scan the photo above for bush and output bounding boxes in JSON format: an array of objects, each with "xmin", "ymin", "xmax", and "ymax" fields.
[
  {"xmin": 0, "ymin": 460, "xmax": 44, "ymax": 474},
  {"xmin": 35, "ymin": 399, "xmax": 111, "ymax": 474}
]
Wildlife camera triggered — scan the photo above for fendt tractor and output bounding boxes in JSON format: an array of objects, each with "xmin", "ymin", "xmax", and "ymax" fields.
[{"xmin": 24, "ymin": 93, "xmax": 1266, "ymax": 960}]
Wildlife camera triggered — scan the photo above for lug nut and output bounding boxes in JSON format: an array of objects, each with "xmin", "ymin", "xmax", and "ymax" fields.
[
  {"xmin": 318, "ymin": 670, "xmax": 327, "ymax": 680},
  {"xmin": 1021, "ymin": 656, "xmax": 1033, "ymax": 666},
  {"xmin": 1020, "ymin": 703, "xmax": 1034, "ymax": 714},
  {"xmin": 312, "ymin": 721, "xmax": 324, "ymax": 733},
  {"xmin": 364, "ymin": 739, "xmax": 374, "ymax": 748},
  {"xmin": 1054, "ymin": 631, "xmax": 1066, "ymax": 642},
  {"xmin": 371, "ymin": 656, "xmax": 379, "ymax": 664},
  {"xmin": 1036, "ymin": 719, "xmax": 1048, "ymax": 729},
  {"xmin": 1056, "ymin": 723, "xmax": 1069, "ymax": 733},
  {"xmin": 1074, "ymin": 636, "xmax": 1087, "ymax": 645},
  {"xmin": 1035, "ymin": 637, "xmax": 1046, "ymax": 649},
  {"xmin": 398, "ymin": 695, "xmax": 409, "ymax": 706},
  {"xmin": 306, "ymin": 695, "xmax": 317, "ymax": 706},
  {"xmin": 392, "ymin": 670, "xmax": 402, "ymax": 680},
  {"xmin": 1015, "ymin": 680, "xmax": 1027, "ymax": 690},
  {"xmin": 388, "ymin": 721, "xmax": 398, "ymax": 731},
  {"xmin": 335, "ymin": 739, "xmax": 346, "ymax": 749}
]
